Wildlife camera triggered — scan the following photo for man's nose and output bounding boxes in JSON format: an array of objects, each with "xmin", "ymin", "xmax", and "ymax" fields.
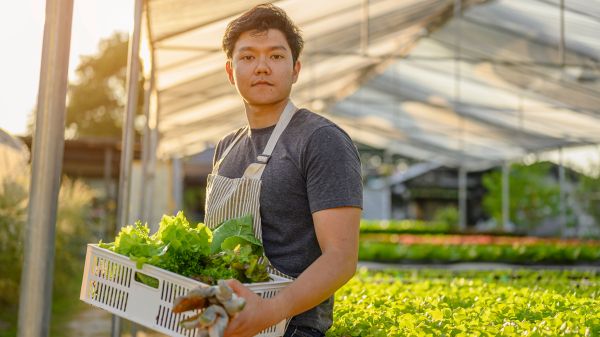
[{"xmin": 255, "ymin": 56, "xmax": 271, "ymax": 74}]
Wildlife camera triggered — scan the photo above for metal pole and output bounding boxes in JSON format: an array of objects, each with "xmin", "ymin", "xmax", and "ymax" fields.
[
  {"xmin": 458, "ymin": 168, "xmax": 467, "ymax": 230},
  {"xmin": 172, "ymin": 157, "xmax": 184, "ymax": 212},
  {"xmin": 104, "ymin": 147, "xmax": 114, "ymax": 236},
  {"xmin": 559, "ymin": 0, "xmax": 565, "ymax": 66},
  {"xmin": 112, "ymin": 0, "xmax": 144, "ymax": 335},
  {"xmin": 502, "ymin": 162, "xmax": 510, "ymax": 231},
  {"xmin": 146, "ymin": 81, "xmax": 159, "ymax": 231},
  {"xmin": 139, "ymin": 72, "xmax": 154, "ymax": 223},
  {"xmin": 17, "ymin": 1, "xmax": 74, "ymax": 336}
]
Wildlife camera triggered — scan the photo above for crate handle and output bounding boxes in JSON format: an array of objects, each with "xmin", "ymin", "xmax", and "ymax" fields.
[{"xmin": 133, "ymin": 271, "xmax": 160, "ymax": 289}]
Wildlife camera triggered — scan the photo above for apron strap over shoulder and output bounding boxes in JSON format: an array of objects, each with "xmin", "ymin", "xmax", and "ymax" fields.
[
  {"xmin": 261, "ymin": 100, "xmax": 298, "ymax": 158},
  {"xmin": 242, "ymin": 100, "xmax": 298, "ymax": 179}
]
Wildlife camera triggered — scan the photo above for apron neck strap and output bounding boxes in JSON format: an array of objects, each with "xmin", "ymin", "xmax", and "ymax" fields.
[
  {"xmin": 212, "ymin": 100, "xmax": 298, "ymax": 175},
  {"xmin": 241, "ymin": 100, "xmax": 298, "ymax": 179},
  {"xmin": 257, "ymin": 100, "xmax": 298, "ymax": 162}
]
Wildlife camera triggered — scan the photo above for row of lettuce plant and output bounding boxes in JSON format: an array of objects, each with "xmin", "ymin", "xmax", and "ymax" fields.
[
  {"xmin": 358, "ymin": 241, "xmax": 600, "ymax": 264},
  {"xmin": 329, "ymin": 269, "xmax": 600, "ymax": 336},
  {"xmin": 360, "ymin": 220, "xmax": 452, "ymax": 235}
]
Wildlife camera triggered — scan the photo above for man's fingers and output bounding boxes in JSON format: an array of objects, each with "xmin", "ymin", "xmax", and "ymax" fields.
[{"xmin": 226, "ymin": 279, "xmax": 252, "ymax": 297}]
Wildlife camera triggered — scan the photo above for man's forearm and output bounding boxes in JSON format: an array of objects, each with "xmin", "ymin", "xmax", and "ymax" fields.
[{"xmin": 266, "ymin": 249, "xmax": 357, "ymax": 323}]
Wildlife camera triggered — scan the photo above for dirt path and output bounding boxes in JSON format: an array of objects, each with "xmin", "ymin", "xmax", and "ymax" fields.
[{"xmin": 66, "ymin": 307, "xmax": 166, "ymax": 337}]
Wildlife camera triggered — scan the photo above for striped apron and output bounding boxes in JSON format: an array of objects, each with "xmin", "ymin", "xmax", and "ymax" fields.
[{"xmin": 204, "ymin": 100, "xmax": 298, "ymax": 280}]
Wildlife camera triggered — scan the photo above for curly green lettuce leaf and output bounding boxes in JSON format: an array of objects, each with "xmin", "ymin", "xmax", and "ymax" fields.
[{"xmin": 154, "ymin": 211, "xmax": 212, "ymax": 256}]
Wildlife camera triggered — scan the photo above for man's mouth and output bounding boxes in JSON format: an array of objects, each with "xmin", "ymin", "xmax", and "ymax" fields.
[{"xmin": 252, "ymin": 80, "xmax": 273, "ymax": 86}]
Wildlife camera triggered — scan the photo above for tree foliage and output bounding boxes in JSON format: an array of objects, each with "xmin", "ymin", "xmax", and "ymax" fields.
[
  {"xmin": 0, "ymin": 174, "xmax": 97, "ymax": 336},
  {"xmin": 482, "ymin": 162, "xmax": 560, "ymax": 230},
  {"xmin": 576, "ymin": 165, "xmax": 600, "ymax": 228},
  {"xmin": 65, "ymin": 32, "xmax": 145, "ymax": 138}
]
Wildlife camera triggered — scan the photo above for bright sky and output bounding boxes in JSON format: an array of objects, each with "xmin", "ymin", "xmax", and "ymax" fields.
[{"xmin": 0, "ymin": 0, "xmax": 133, "ymax": 136}]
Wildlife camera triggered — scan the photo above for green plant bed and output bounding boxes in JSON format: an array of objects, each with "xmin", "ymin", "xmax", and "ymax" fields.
[
  {"xmin": 360, "ymin": 219, "xmax": 532, "ymax": 237},
  {"xmin": 329, "ymin": 269, "xmax": 600, "ymax": 336},
  {"xmin": 360, "ymin": 220, "xmax": 452, "ymax": 235},
  {"xmin": 358, "ymin": 241, "xmax": 600, "ymax": 264}
]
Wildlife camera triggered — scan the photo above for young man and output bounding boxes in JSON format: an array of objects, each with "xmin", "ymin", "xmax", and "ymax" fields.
[{"xmin": 205, "ymin": 4, "xmax": 362, "ymax": 337}]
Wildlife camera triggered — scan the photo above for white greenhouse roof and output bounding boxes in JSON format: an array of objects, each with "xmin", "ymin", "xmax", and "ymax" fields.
[{"xmin": 144, "ymin": 0, "xmax": 600, "ymax": 170}]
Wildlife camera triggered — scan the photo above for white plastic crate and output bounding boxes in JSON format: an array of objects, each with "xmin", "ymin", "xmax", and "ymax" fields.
[{"xmin": 80, "ymin": 244, "xmax": 292, "ymax": 337}]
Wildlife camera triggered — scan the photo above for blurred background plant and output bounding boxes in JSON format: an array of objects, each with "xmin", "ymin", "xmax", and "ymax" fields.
[
  {"xmin": 482, "ymin": 162, "xmax": 561, "ymax": 232},
  {"xmin": 0, "ymin": 171, "xmax": 97, "ymax": 336},
  {"xmin": 432, "ymin": 206, "xmax": 459, "ymax": 232},
  {"xmin": 575, "ymin": 165, "xmax": 600, "ymax": 236}
]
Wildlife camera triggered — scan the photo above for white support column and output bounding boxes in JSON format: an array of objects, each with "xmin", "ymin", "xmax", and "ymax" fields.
[
  {"xmin": 172, "ymin": 157, "xmax": 184, "ymax": 212},
  {"xmin": 17, "ymin": 1, "xmax": 74, "ymax": 336},
  {"xmin": 112, "ymin": 0, "xmax": 144, "ymax": 335},
  {"xmin": 139, "ymin": 71, "xmax": 155, "ymax": 224}
]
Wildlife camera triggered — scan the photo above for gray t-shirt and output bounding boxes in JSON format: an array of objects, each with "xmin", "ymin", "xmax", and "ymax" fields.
[{"xmin": 212, "ymin": 108, "xmax": 362, "ymax": 332}]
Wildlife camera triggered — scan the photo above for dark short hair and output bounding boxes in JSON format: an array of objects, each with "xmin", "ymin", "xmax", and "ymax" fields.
[{"xmin": 222, "ymin": 4, "xmax": 304, "ymax": 63}]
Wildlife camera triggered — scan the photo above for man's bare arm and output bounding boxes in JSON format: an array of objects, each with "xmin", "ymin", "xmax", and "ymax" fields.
[{"xmin": 224, "ymin": 206, "xmax": 361, "ymax": 337}]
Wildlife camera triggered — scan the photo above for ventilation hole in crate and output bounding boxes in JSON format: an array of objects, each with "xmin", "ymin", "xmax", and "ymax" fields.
[
  {"xmin": 89, "ymin": 281, "xmax": 98, "ymax": 300},
  {"xmin": 170, "ymin": 283, "xmax": 176, "ymax": 303},
  {"xmin": 116, "ymin": 264, "xmax": 122, "ymax": 285},
  {"xmin": 112, "ymin": 287, "xmax": 122, "ymax": 309},
  {"xmin": 113, "ymin": 288, "xmax": 121, "ymax": 309},
  {"xmin": 107, "ymin": 261, "xmax": 112, "ymax": 281},
  {"xmin": 160, "ymin": 281, "xmax": 166, "ymax": 301},
  {"xmin": 108, "ymin": 286, "xmax": 115, "ymax": 307},
  {"xmin": 102, "ymin": 260, "xmax": 109, "ymax": 280},
  {"xmin": 103, "ymin": 286, "xmax": 112, "ymax": 307},
  {"xmin": 96, "ymin": 282, "xmax": 104, "ymax": 303},
  {"xmin": 156, "ymin": 305, "xmax": 164, "ymax": 326},
  {"xmin": 262, "ymin": 290, "xmax": 277, "ymax": 299},
  {"xmin": 92, "ymin": 257, "xmax": 98, "ymax": 276},
  {"xmin": 165, "ymin": 307, "xmax": 172, "ymax": 329},
  {"xmin": 98, "ymin": 283, "xmax": 106, "ymax": 303},
  {"xmin": 92, "ymin": 257, "xmax": 99, "ymax": 277},
  {"xmin": 97, "ymin": 258, "xmax": 104, "ymax": 279},
  {"xmin": 97, "ymin": 259, "xmax": 105, "ymax": 280},
  {"xmin": 107, "ymin": 286, "xmax": 115, "ymax": 307},
  {"xmin": 166, "ymin": 282, "xmax": 172, "ymax": 303},
  {"xmin": 116, "ymin": 287, "xmax": 122, "ymax": 309},
  {"xmin": 122, "ymin": 292, "xmax": 129, "ymax": 311}
]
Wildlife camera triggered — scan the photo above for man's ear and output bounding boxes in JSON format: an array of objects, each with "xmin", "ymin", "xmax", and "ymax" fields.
[
  {"xmin": 225, "ymin": 60, "xmax": 235, "ymax": 85},
  {"xmin": 292, "ymin": 60, "xmax": 301, "ymax": 84}
]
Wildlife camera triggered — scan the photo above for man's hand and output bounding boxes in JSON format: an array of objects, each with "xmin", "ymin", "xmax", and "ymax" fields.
[{"xmin": 223, "ymin": 279, "xmax": 285, "ymax": 337}]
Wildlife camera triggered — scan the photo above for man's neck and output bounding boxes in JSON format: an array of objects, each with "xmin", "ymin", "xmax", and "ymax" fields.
[{"xmin": 244, "ymin": 99, "xmax": 289, "ymax": 129}]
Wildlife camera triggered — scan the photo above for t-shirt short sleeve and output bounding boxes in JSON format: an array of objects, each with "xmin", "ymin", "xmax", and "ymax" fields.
[{"xmin": 303, "ymin": 125, "xmax": 363, "ymax": 213}]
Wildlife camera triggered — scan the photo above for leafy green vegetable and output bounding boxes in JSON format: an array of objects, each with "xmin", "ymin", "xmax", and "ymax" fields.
[
  {"xmin": 329, "ymin": 269, "xmax": 600, "ymax": 336},
  {"xmin": 358, "ymin": 239, "xmax": 600, "ymax": 264},
  {"xmin": 98, "ymin": 211, "xmax": 269, "ymax": 285},
  {"xmin": 210, "ymin": 215, "xmax": 262, "ymax": 255},
  {"xmin": 134, "ymin": 272, "xmax": 159, "ymax": 289},
  {"xmin": 154, "ymin": 212, "xmax": 212, "ymax": 254}
]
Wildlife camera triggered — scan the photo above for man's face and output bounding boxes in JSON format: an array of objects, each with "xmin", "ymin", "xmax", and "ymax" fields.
[{"xmin": 226, "ymin": 29, "xmax": 301, "ymax": 107}]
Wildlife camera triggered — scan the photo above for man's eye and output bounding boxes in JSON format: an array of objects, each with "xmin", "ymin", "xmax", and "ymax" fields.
[
  {"xmin": 241, "ymin": 55, "xmax": 254, "ymax": 60},
  {"xmin": 271, "ymin": 55, "xmax": 284, "ymax": 60}
]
